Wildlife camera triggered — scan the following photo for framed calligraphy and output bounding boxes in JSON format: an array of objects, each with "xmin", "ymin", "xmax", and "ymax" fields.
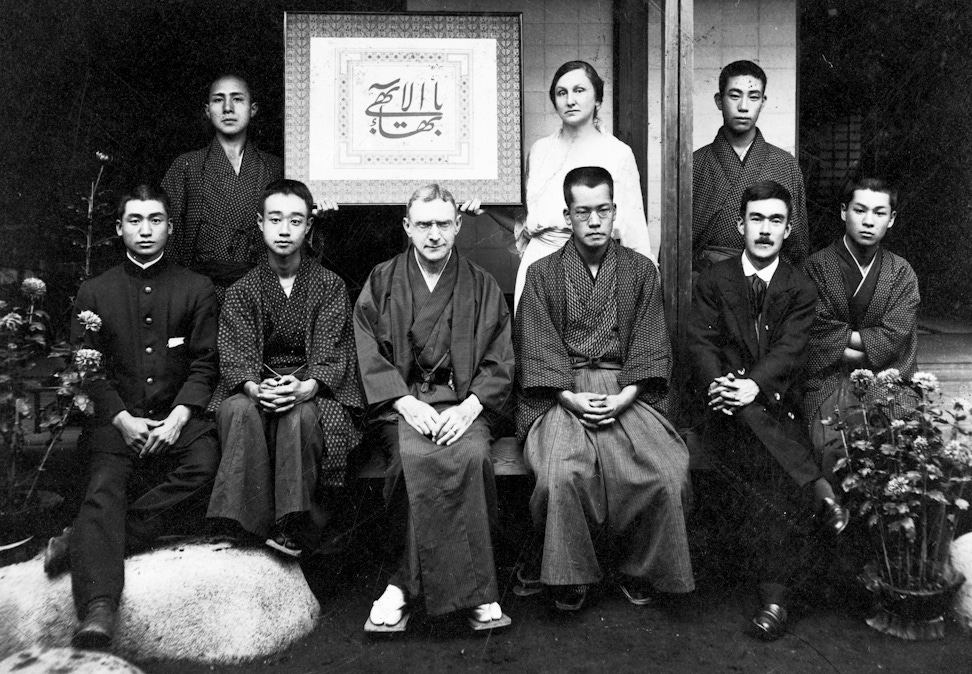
[{"xmin": 284, "ymin": 12, "xmax": 523, "ymax": 205}]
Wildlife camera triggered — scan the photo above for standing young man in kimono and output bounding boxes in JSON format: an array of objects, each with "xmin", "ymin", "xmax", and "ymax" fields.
[
  {"xmin": 515, "ymin": 166, "xmax": 694, "ymax": 613},
  {"xmin": 353, "ymin": 184, "xmax": 515, "ymax": 632},
  {"xmin": 803, "ymin": 178, "xmax": 918, "ymax": 473},
  {"xmin": 687, "ymin": 180, "xmax": 848, "ymax": 641},
  {"xmin": 207, "ymin": 179, "xmax": 363, "ymax": 558},
  {"xmin": 161, "ymin": 74, "xmax": 283, "ymax": 300},
  {"xmin": 693, "ymin": 60, "xmax": 809, "ymax": 270},
  {"xmin": 44, "ymin": 185, "xmax": 220, "ymax": 649}
]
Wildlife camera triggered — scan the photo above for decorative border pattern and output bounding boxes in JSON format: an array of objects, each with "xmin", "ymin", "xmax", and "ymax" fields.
[{"xmin": 284, "ymin": 12, "xmax": 523, "ymax": 205}]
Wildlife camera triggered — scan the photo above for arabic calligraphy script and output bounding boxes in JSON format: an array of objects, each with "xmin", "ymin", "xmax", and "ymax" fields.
[{"xmin": 366, "ymin": 78, "xmax": 444, "ymax": 139}]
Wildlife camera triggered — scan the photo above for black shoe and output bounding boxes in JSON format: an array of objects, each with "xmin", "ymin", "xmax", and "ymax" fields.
[
  {"xmin": 618, "ymin": 577, "xmax": 653, "ymax": 606},
  {"xmin": 72, "ymin": 598, "xmax": 116, "ymax": 650},
  {"xmin": 751, "ymin": 603, "xmax": 787, "ymax": 641},
  {"xmin": 818, "ymin": 497, "xmax": 850, "ymax": 536},
  {"xmin": 553, "ymin": 584, "xmax": 588, "ymax": 612},
  {"xmin": 44, "ymin": 526, "xmax": 72, "ymax": 576}
]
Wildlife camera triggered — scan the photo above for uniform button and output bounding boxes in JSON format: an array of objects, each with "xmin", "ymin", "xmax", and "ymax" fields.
[
  {"xmin": 145, "ymin": 346, "xmax": 153, "ymax": 354},
  {"xmin": 146, "ymin": 377, "xmax": 154, "ymax": 385},
  {"xmin": 144, "ymin": 286, "xmax": 152, "ymax": 294},
  {"xmin": 145, "ymin": 317, "xmax": 153, "ymax": 325}
]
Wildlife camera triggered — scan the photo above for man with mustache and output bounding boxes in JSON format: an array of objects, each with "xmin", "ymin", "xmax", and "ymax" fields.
[
  {"xmin": 687, "ymin": 180, "xmax": 847, "ymax": 641},
  {"xmin": 693, "ymin": 60, "xmax": 809, "ymax": 272},
  {"xmin": 161, "ymin": 74, "xmax": 283, "ymax": 302}
]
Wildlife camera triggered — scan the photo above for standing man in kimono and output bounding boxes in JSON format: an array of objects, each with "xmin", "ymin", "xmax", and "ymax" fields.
[
  {"xmin": 207, "ymin": 179, "xmax": 363, "ymax": 558},
  {"xmin": 44, "ymin": 185, "xmax": 220, "ymax": 649},
  {"xmin": 803, "ymin": 178, "xmax": 919, "ymax": 473},
  {"xmin": 161, "ymin": 74, "xmax": 283, "ymax": 301},
  {"xmin": 515, "ymin": 166, "xmax": 694, "ymax": 613},
  {"xmin": 693, "ymin": 60, "xmax": 809, "ymax": 270},
  {"xmin": 687, "ymin": 180, "xmax": 848, "ymax": 641},
  {"xmin": 353, "ymin": 184, "xmax": 515, "ymax": 632}
]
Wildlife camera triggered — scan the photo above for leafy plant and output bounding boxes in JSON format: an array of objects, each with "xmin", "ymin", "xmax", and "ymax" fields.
[{"xmin": 828, "ymin": 369, "xmax": 972, "ymax": 590}]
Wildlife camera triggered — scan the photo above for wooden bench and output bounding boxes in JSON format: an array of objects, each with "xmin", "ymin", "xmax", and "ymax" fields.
[{"xmin": 355, "ymin": 436, "xmax": 529, "ymax": 478}]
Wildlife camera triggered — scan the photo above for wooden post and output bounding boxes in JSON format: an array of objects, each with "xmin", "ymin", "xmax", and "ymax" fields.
[
  {"xmin": 660, "ymin": 0, "xmax": 693, "ymax": 350},
  {"xmin": 613, "ymin": 0, "xmax": 650, "ymax": 220}
]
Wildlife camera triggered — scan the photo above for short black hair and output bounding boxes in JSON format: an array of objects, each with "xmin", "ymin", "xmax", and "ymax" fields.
[
  {"xmin": 842, "ymin": 177, "xmax": 898, "ymax": 211},
  {"xmin": 718, "ymin": 60, "xmax": 767, "ymax": 96},
  {"xmin": 208, "ymin": 73, "xmax": 253, "ymax": 101},
  {"xmin": 117, "ymin": 184, "xmax": 171, "ymax": 220},
  {"xmin": 739, "ymin": 180, "xmax": 792, "ymax": 220},
  {"xmin": 548, "ymin": 60, "xmax": 605, "ymax": 106},
  {"xmin": 563, "ymin": 166, "xmax": 614, "ymax": 208},
  {"xmin": 258, "ymin": 179, "xmax": 314, "ymax": 217}
]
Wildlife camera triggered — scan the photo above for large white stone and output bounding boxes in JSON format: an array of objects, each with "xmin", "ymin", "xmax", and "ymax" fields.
[
  {"xmin": 0, "ymin": 540, "xmax": 320, "ymax": 664},
  {"xmin": 0, "ymin": 646, "xmax": 144, "ymax": 673},
  {"xmin": 951, "ymin": 532, "xmax": 972, "ymax": 633}
]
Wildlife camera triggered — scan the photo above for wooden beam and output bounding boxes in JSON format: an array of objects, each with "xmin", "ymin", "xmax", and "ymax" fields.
[
  {"xmin": 613, "ymin": 0, "xmax": 650, "ymax": 219},
  {"xmin": 660, "ymin": 0, "xmax": 693, "ymax": 352}
]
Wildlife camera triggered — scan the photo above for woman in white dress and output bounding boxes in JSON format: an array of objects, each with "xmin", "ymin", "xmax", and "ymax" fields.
[{"xmin": 463, "ymin": 61, "xmax": 653, "ymax": 311}]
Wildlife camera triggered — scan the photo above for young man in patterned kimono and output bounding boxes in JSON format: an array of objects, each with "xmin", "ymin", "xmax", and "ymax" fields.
[
  {"xmin": 515, "ymin": 166, "xmax": 694, "ymax": 613},
  {"xmin": 803, "ymin": 178, "xmax": 919, "ymax": 475},
  {"xmin": 44, "ymin": 185, "xmax": 220, "ymax": 649},
  {"xmin": 207, "ymin": 179, "xmax": 363, "ymax": 558},
  {"xmin": 693, "ymin": 60, "xmax": 809, "ymax": 270},
  {"xmin": 687, "ymin": 180, "xmax": 848, "ymax": 641},
  {"xmin": 353, "ymin": 184, "xmax": 515, "ymax": 632},
  {"xmin": 161, "ymin": 74, "xmax": 284, "ymax": 301}
]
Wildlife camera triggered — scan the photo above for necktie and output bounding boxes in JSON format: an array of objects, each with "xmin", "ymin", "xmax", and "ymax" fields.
[{"xmin": 750, "ymin": 274, "xmax": 766, "ymax": 341}]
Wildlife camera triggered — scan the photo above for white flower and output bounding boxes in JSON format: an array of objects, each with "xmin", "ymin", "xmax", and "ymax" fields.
[
  {"xmin": 850, "ymin": 369, "xmax": 875, "ymax": 386},
  {"xmin": 891, "ymin": 419, "xmax": 906, "ymax": 429},
  {"xmin": 942, "ymin": 440, "xmax": 972, "ymax": 468},
  {"xmin": 20, "ymin": 277, "xmax": 47, "ymax": 299},
  {"xmin": 95, "ymin": 151, "xmax": 111, "ymax": 163},
  {"xmin": 77, "ymin": 310, "xmax": 102, "ymax": 332},
  {"xmin": 0, "ymin": 312, "xmax": 25, "ymax": 331},
  {"xmin": 911, "ymin": 372, "xmax": 940, "ymax": 393},
  {"xmin": 74, "ymin": 348, "xmax": 103, "ymax": 369},
  {"xmin": 885, "ymin": 475, "xmax": 910, "ymax": 496},
  {"xmin": 875, "ymin": 368, "xmax": 901, "ymax": 389}
]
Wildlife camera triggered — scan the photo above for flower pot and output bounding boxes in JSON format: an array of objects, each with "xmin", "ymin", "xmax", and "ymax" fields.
[{"xmin": 859, "ymin": 563, "xmax": 966, "ymax": 640}]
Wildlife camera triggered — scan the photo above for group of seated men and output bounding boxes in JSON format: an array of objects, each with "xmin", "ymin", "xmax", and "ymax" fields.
[{"xmin": 41, "ymin": 163, "xmax": 917, "ymax": 650}]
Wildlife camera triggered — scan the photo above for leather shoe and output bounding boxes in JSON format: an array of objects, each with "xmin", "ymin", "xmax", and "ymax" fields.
[
  {"xmin": 44, "ymin": 526, "xmax": 72, "ymax": 577},
  {"xmin": 751, "ymin": 603, "xmax": 787, "ymax": 641},
  {"xmin": 818, "ymin": 497, "xmax": 850, "ymax": 536},
  {"xmin": 72, "ymin": 598, "xmax": 116, "ymax": 650}
]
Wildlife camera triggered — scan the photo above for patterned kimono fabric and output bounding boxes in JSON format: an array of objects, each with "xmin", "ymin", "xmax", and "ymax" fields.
[
  {"xmin": 378, "ymin": 252, "xmax": 499, "ymax": 615},
  {"xmin": 692, "ymin": 129, "xmax": 808, "ymax": 268},
  {"xmin": 804, "ymin": 242, "xmax": 919, "ymax": 475},
  {"xmin": 208, "ymin": 260, "xmax": 362, "ymax": 541},
  {"xmin": 523, "ymin": 243, "xmax": 694, "ymax": 591},
  {"xmin": 162, "ymin": 138, "xmax": 282, "ymax": 301}
]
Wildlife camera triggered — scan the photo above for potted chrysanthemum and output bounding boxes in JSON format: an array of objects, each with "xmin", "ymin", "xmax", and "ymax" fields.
[{"xmin": 827, "ymin": 368, "xmax": 970, "ymax": 640}]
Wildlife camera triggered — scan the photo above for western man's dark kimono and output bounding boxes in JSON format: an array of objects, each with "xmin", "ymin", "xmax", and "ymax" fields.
[
  {"xmin": 693, "ymin": 128, "xmax": 809, "ymax": 267},
  {"xmin": 516, "ymin": 240, "xmax": 694, "ymax": 592},
  {"xmin": 69, "ymin": 255, "xmax": 219, "ymax": 616},
  {"xmin": 802, "ymin": 238, "xmax": 920, "ymax": 471},
  {"xmin": 687, "ymin": 253, "xmax": 822, "ymax": 598},
  {"xmin": 353, "ymin": 248, "xmax": 514, "ymax": 616},
  {"xmin": 207, "ymin": 259, "xmax": 363, "ymax": 541},
  {"xmin": 161, "ymin": 138, "xmax": 283, "ymax": 298}
]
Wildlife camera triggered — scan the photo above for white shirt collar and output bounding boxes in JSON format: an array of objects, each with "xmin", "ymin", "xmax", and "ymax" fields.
[
  {"xmin": 413, "ymin": 248, "xmax": 452, "ymax": 291},
  {"xmin": 127, "ymin": 251, "xmax": 164, "ymax": 270},
  {"xmin": 741, "ymin": 251, "xmax": 779, "ymax": 285}
]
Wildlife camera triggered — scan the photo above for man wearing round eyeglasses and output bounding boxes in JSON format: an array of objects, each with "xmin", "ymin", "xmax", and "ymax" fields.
[
  {"xmin": 353, "ymin": 184, "xmax": 515, "ymax": 633},
  {"xmin": 515, "ymin": 166, "xmax": 694, "ymax": 613}
]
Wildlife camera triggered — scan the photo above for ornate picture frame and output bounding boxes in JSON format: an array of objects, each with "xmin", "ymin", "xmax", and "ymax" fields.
[{"xmin": 284, "ymin": 12, "xmax": 523, "ymax": 205}]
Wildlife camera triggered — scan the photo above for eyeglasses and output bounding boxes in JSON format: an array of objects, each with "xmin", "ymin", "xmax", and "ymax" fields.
[
  {"xmin": 412, "ymin": 220, "xmax": 457, "ymax": 232},
  {"xmin": 570, "ymin": 205, "xmax": 615, "ymax": 222}
]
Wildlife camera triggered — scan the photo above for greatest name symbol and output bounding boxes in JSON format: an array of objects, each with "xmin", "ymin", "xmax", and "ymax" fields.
[{"xmin": 365, "ymin": 78, "xmax": 444, "ymax": 139}]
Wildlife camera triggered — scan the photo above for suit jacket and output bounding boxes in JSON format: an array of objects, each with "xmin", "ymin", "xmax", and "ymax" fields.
[
  {"xmin": 687, "ymin": 253, "xmax": 820, "ymax": 485},
  {"xmin": 72, "ymin": 256, "xmax": 218, "ymax": 444}
]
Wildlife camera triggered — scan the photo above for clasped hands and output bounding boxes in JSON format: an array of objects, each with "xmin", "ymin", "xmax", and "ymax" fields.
[
  {"xmin": 113, "ymin": 404, "xmax": 192, "ymax": 458},
  {"xmin": 559, "ymin": 385, "xmax": 639, "ymax": 429},
  {"xmin": 394, "ymin": 394, "xmax": 482, "ymax": 446},
  {"xmin": 244, "ymin": 374, "xmax": 318, "ymax": 415},
  {"xmin": 707, "ymin": 373, "xmax": 760, "ymax": 415}
]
